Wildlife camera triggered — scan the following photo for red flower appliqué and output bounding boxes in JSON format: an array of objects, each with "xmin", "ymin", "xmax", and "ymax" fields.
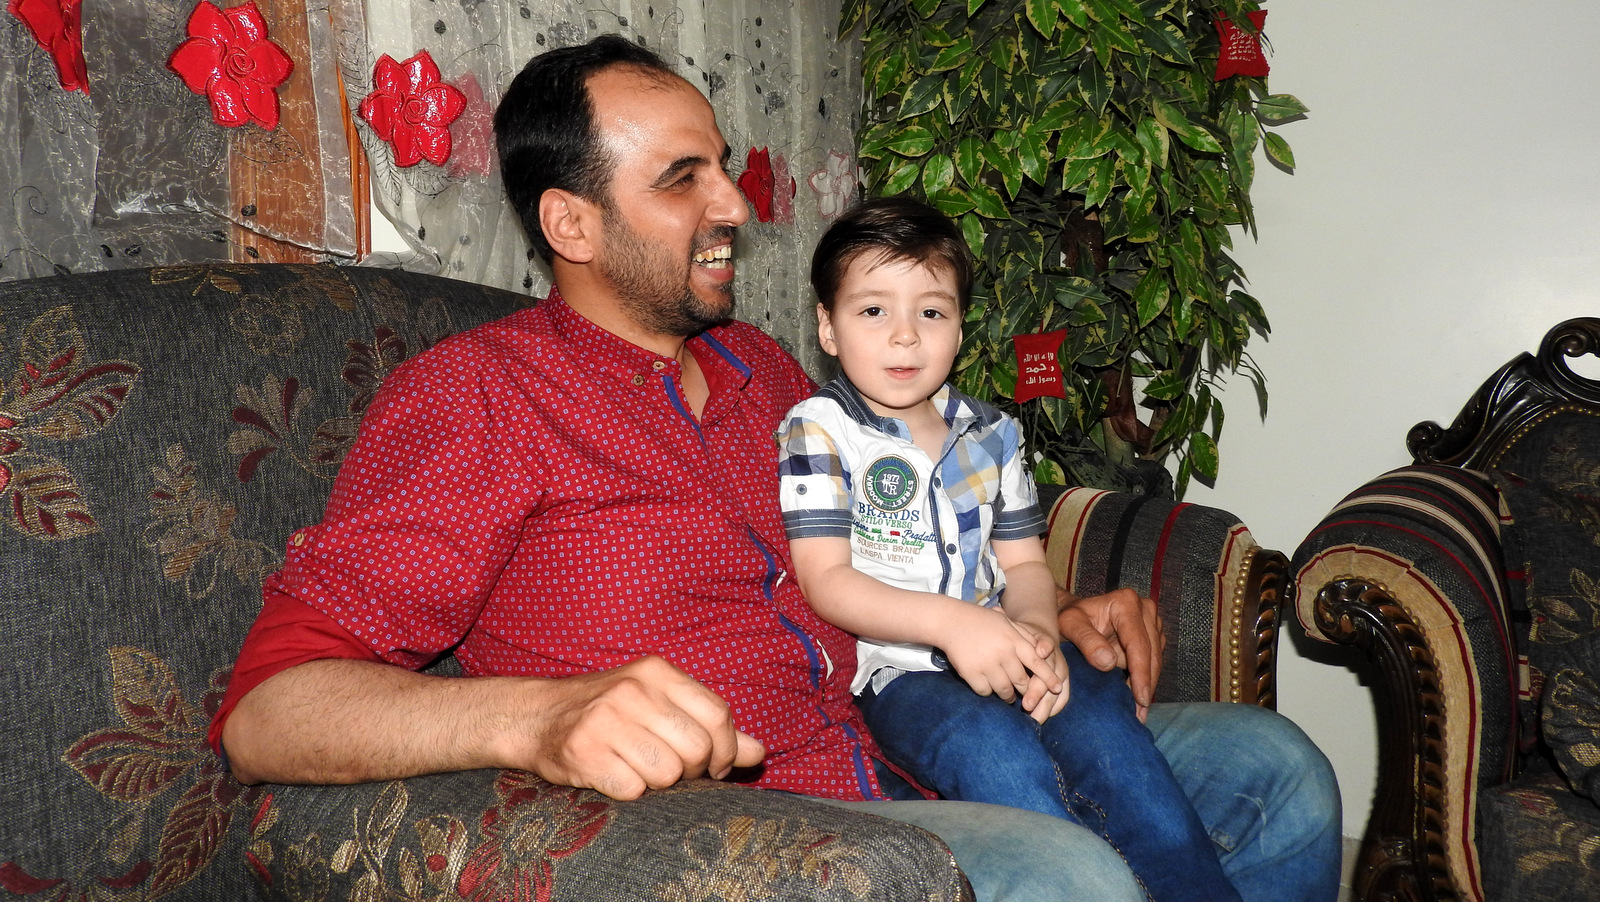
[
  {"xmin": 8, "ymin": 0, "xmax": 88, "ymax": 93},
  {"xmin": 1213, "ymin": 10, "xmax": 1269, "ymax": 81},
  {"xmin": 167, "ymin": 0, "xmax": 294, "ymax": 130},
  {"xmin": 359, "ymin": 52, "xmax": 467, "ymax": 168},
  {"xmin": 737, "ymin": 147, "xmax": 796, "ymax": 224}
]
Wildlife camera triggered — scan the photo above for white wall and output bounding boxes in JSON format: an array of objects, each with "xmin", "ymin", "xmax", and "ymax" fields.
[{"xmin": 1190, "ymin": 2, "xmax": 1600, "ymax": 839}]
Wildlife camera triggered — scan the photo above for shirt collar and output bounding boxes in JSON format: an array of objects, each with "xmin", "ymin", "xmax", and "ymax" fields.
[
  {"xmin": 545, "ymin": 286, "xmax": 752, "ymax": 395},
  {"xmin": 817, "ymin": 375, "xmax": 982, "ymax": 443}
]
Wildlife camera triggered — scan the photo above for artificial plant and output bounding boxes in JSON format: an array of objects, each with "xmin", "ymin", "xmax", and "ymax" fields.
[{"xmin": 845, "ymin": 0, "xmax": 1305, "ymax": 496}]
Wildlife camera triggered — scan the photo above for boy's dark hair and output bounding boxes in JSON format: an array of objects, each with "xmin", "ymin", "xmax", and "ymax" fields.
[
  {"xmin": 810, "ymin": 196, "xmax": 975, "ymax": 312},
  {"xmin": 494, "ymin": 35, "xmax": 677, "ymax": 263}
]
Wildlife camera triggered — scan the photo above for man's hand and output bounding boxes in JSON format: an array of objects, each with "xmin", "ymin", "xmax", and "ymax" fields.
[
  {"xmin": 1057, "ymin": 587, "xmax": 1165, "ymax": 721},
  {"xmin": 940, "ymin": 605, "xmax": 1063, "ymax": 704},
  {"xmin": 522, "ymin": 656, "xmax": 766, "ymax": 800}
]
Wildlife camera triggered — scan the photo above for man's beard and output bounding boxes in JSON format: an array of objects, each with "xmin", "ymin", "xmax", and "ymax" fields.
[{"xmin": 600, "ymin": 209, "xmax": 735, "ymax": 337}]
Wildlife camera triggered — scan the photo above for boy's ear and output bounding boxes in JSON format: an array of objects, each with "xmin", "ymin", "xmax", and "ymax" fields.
[
  {"xmin": 539, "ymin": 189, "xmax": 598, "ymax": 264},
  {"xmin": 816, "ymin": 303, "xmax": 838, "ymax": 356}
]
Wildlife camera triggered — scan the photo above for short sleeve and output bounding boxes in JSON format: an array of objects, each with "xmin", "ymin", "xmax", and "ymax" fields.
[
  {"xmin": 777, "ymin": 405, "xmax": 854, "ymax": 539},
  {"xmin": 991, "ymin": 414, "xmax": 1047, "ymax": 540}
]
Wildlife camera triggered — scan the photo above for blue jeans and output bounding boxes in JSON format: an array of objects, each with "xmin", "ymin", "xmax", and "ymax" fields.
[
  {"xmin": 856, "ymin": 646, "xmax": 1240, "ymax": 902},
  {"xmin": 817, "ymin": 701, "xmax": 1341, "ymax": 902}
]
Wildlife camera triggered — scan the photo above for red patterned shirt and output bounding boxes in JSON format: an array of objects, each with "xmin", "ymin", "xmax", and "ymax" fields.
[{"xmin": 212, "ymin": 289, "xmax": 886, "ymax": 800}]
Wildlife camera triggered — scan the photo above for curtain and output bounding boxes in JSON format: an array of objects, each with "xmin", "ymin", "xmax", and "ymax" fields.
[
  {"xmin": 1, "ymin": 0, "xmax": 857, "ymax": 370},
  {"xmin": 354, "ymin": 0, "xmax": 861, "ymax": 371},
  {"xmin": 1, "ymin": 0, "xmax": 361, "ymax": 277}
]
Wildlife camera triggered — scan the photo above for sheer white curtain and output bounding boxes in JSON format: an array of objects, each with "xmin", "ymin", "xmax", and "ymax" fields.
[{"xmin": 353, "ymin": 0, "xmax": 861, "ymax": 372}]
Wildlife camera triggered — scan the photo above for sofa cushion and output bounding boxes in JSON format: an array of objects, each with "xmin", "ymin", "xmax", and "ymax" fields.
[
  {"xmin": 1479, "ymin": 768, "xmax": 1600, "ymax": 902},
  {"xmin": 1493, "ymin": 470, "xmax": 1600, "ymax": 719},
  {"xmin": 1544, "ymin": 668, "xmax": 1600, "ymax": 804}
]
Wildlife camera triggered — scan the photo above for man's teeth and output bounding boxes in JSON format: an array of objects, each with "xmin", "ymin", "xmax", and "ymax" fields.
[{"xmin": 693, "ymin": 246, "xmax": 733, "ymax": 267}]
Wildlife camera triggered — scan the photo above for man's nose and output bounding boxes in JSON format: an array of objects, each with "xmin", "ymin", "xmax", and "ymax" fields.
[{"xmin": 712, "ymin": 166, "xmax": 751, "ymax": 227}]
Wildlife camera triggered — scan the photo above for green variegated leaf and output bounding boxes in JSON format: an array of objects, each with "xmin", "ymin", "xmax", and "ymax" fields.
[
  {"xmin": 968, "ymin": 183, "xmax": 1010, "ymax": 219},
  {"xmin": 1135, "ymin": 117, "xmax": 1168, "ymax": 169},
  {"xmin": 929, "ymin": 186, "xmax": 977, "ymax": 217},
  {"xmin": 1188, "ymin": 431, "xmax": 1219, "ymax": 480},
  {"xmin": 960, "ymin": 213, "xmax": 987, "ymax": 256},
  {"xmin": 928, "ymin": 35, "xmax": 975, "ymax": 72},
  {"xmin": 953, "ymin": 134, "xmax": 985, "ymax": 187},
  {"xmin": 1033, "ymin": 457, "xmax": 1068, "ymax": 486},
  {"xmin": 881, "ymin": 157, "xmax": 921, "ymax": 195},
  {"xmin": 878, "ymin": 125, "xmax": 936, "ymax": 157},
  {"xmin": 1264, "ymin": 132, "xmax": 1296, "ymax": 170},
  {"xmin": 922, "ymin": 153, "xmax": 956, "ymax": 194},
  {"xmin": 982, "ymin": 143, "xmax": 1023, "ymax": 199},
  {"xmin": 1131, "ymin": 268, "xmax": 1170, "ymax": 326},
  {"xmin": 1255, "ymin": 93, "xmax": 1309, "ymax": 124},
  {"xmin": 1018, "ymin": 129, "xmax": 1049, "ymax": 186},
  {"xmin": 1082, "ymin": 155, "xmax": 1116, "ymax": 208},
  {"xmin": 899, "ymin": 74, "xmax": 947, "ymax": 119}
]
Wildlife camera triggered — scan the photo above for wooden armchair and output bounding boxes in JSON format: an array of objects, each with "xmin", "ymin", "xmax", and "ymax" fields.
[{"xmin": 1292, "ymin": 318, "xmax": 1600, "ymax": 902}]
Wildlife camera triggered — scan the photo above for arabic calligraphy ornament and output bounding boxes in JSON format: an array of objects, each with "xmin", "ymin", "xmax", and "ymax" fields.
[{"xmin": 1012, "ymin": 330, "xmax": 1068, "ymax": 403}]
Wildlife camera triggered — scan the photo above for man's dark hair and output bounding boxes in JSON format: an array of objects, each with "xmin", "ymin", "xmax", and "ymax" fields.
[
  {"xmin": 495, "ymin": 35, "xmax": 677, "ymax": 263},
  {"xmin": 810, "ymin": 196, "xmax": 975, "ymax": 313}
]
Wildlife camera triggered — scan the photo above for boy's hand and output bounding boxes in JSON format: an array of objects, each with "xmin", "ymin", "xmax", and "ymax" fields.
[
  {"xmin": 1010, "ymin": 622, "xmax": 1070, "ymax": 723},
  {"xmin": 940, "ymin": 606, "xmax": 1063, "ymax": 703}
]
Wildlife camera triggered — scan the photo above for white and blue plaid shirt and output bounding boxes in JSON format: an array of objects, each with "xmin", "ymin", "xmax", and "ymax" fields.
[{"xmin": 777, "ymin": 377, "xmax": 1046, "ymax": 693}]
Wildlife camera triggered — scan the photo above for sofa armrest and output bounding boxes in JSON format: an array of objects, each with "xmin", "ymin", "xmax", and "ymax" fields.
[
  {"xmin": 1292, "ymin": 465, "xmax": 1518, "ymax": 902},
  {"xmin": 258, "ymin": 771, "xmax": 973, "ymax": 902},
  {"xmin": 1042, "ymin": 487, "xmax": 1286, "ymax": 708}
]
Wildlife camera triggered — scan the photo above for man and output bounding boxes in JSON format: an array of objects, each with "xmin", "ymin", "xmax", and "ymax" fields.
[{"xmin": 213, "ymin": 35, "xmax": 1340, "ymax": 901}]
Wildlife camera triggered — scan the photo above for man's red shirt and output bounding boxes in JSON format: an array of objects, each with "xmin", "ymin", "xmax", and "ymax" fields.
[{"xmin": 211, "ymin": 290, "xmax": 887, "ymax": 800}]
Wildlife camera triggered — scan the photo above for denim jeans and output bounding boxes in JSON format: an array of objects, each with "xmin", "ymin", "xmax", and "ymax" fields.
[
  {"xmin": 855, "ymin": 645, "xmax": 1240, "ymax": 902},
  {"xmin": 817, "ymin": 700, "xmax": 1342, "ymax": 902}
]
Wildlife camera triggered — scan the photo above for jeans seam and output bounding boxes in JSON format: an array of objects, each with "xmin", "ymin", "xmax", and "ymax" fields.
[{"xmin": 1051, "ymin": 758, "xmax": 1154, "ymax": 902}]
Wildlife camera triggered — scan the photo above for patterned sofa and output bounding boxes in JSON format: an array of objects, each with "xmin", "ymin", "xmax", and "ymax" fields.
[
  {"xmin": 0, "ymin": 263, "xmax": 1285, "ymax": 900},
  {"xmin": 1292, "ymin": 317, "xmax": 1600, "ymax": 902}
]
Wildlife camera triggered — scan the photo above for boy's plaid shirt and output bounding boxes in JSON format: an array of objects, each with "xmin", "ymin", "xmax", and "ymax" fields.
[{"xmin": 777, "ymin": 376, "xmax": 1046, "ymax": 692}]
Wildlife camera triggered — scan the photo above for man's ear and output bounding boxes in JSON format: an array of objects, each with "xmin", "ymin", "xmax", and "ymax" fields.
[
  {"xmin": 539, "ymin": 189, "xmax": 598, "ymax": 264},
  {"xmin": 816, "ymin": 303, "xmax": 838, "ymax": 356}
]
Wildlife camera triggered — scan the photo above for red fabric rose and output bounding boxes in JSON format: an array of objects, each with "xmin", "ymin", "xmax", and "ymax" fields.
[
  {"xmin": 8, "ymin": 0, "xmax": 88, "ymax": 93},
  {"xmin": 737, "ymin": 146, "xmax": 796, "ymax": 224},
  {"xmin": 359, "ymin": 51, "xmax": 467, "ymax": 168},
  {"xmin": 1213, "ymin": 10, "xmax": 1269, "ymax": 80},
  {"xmin": 167, "ymin": 0, "xmax": 294, "ymax": 130}
]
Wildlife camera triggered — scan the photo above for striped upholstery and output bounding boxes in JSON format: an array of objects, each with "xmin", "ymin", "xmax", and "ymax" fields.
[
  {"xmin": 1043, "ymin": 487, "xmax": 1272, "ymax": 707},
  {"xmin": 1293, "ymin": 465, "xmax": 1517, "ymax": 902}
]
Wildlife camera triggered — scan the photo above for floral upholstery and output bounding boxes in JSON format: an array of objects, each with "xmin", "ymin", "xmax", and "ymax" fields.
[
  {"xmin": 0, "ymin": 263, "xmax": 1279, "ymax": 900},
  {"xmin": 0, "ymin": 264, "xmax": 971, "ymax": 901}
]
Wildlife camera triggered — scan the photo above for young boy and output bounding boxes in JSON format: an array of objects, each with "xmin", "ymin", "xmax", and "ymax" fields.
[{"xmin": 777, "ymin": 197, "xmax": 1241, "ymax": 902}]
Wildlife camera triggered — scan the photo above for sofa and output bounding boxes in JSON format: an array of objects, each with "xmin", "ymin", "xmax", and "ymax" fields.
[
  {"xmin": 1292, "ymin": 317, "xmax": 1600, "ymax": 902},
  {"xmin": 0, "ymin": 263, "xmax": 1285, "ymax": 900}
]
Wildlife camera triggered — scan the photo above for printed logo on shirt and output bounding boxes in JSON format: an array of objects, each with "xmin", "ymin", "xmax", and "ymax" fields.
[{"xmin": 863, "ymin": 455, "xmax": 917, "ymax": 512}]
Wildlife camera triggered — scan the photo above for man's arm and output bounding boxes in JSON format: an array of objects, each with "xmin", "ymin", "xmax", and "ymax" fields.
[
  {"xmin": 222, "ymin": 655, "xmax": 766, "ymax": 800},
  {"xmin": 1057, "ymin": 587, "xmax": 1165, "ymax": 721}
]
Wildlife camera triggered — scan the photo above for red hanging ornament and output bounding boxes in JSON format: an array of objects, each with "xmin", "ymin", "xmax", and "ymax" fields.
[
  {"xmin": 9, "ymin": 0, "xmax": 88, "ymax": 93},
  {"xmin": 359, "ymin": 52, "xmax": 467, "ymax": 168},
  {"xmin": 1012, "ymin": 330, "xmax": 1069, "ymax": 403},
  {"xmin": 1213, "ymin": 10, "xmax": 1269, "ymax": 81},
  {"xmin": 167, "ymin": 0, "xmax": 294, "ymax": 129},
  {"xmin": 736, "ymin": 147, "xmax": 795, "ymax": 224}
]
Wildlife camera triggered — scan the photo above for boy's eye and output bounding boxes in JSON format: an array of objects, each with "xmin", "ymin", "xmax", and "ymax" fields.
[
  {"xmin": 920, "ymin": 308, "xmax": 946, "ymax": 319},
  {"xmin": 862, "ymin": 305, "xmax": 884, "ymax": 317}
]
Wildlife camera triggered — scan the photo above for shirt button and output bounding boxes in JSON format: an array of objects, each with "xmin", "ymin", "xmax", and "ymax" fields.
[
  {"xmin": 796, "ymin": 485, "xmax": 807, "ymax": 494},
  {"xmin": 292, "ymin": 531, "xmax": 307, "ymax": 547},
  {"xmin": 652, "ymin": 360, "xmax": 667, "ymax": 371},
  {"xmin": 945, "ymin": 543, "xmax": 957, "ymax": 554},
  {"xmin": 632, "ymin": 374, "xmax": 646, "ymax": 386},
  {"xmin": 932, "ymin": 477, "xmax": 942, "ymax": 488}
]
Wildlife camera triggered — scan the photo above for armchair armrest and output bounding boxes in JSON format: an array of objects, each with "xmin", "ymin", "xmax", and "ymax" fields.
[
  {"xmin": 1042, "ymin": 487, "xmax": 1287, "ymax": 709},
  {"xmin": 1292, "ymin": 465, "xmax": 1519, "ymax": 902},
  {"xmin": 260, "ymin": 771, "xmax": 974, "ymax": 901}
]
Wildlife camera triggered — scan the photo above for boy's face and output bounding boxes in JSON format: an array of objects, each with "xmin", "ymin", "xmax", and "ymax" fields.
[{"xmin": 817, "ymin": 254, "xmax": 962, "ymax": 419}]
